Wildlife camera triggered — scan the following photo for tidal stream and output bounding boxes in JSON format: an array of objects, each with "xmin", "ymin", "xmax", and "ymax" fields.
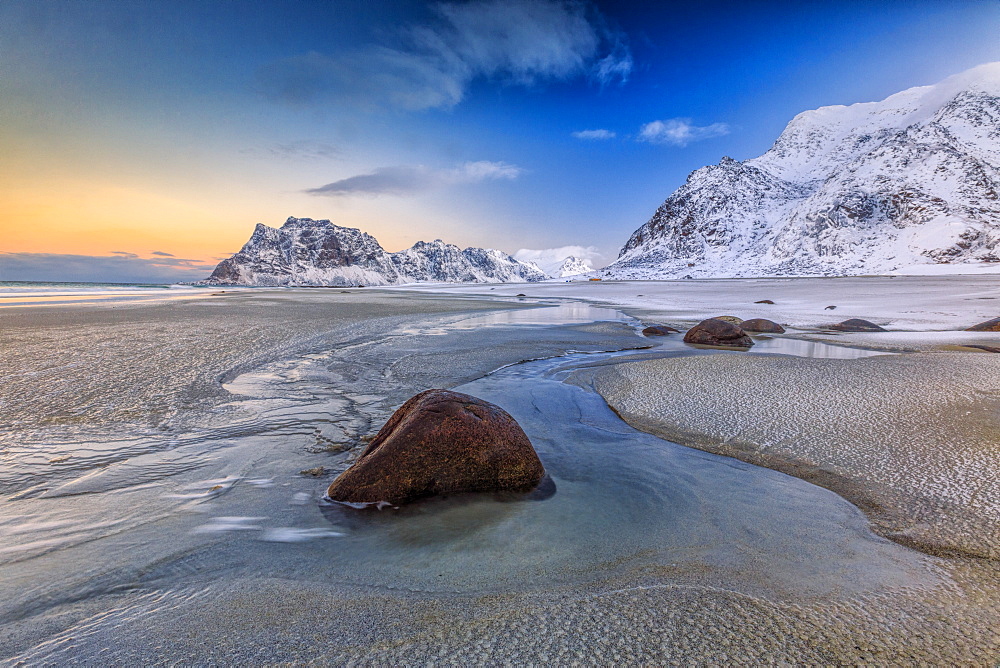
[{"xmin": 0, "ymin": 300, "xmax": 940, "ymax": 663}]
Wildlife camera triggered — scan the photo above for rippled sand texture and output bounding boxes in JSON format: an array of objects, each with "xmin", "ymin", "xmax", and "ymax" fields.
[
  {"xmin": 594, "ymin": 352, "xmax": 1000, "ymax": 560},
  {"xmin": 2, "ymin": 289, "xmax": 999, "ymax": 664}
]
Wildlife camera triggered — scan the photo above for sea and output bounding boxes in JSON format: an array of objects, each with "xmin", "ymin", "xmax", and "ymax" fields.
[{"xmin": 0, "ymin": 280, "xmax": 212, "ymax": 307}]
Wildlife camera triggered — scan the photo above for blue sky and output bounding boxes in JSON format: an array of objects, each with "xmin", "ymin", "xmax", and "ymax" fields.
[{"xmin": 1, "ymin": 0, "xmax": 998, "ymax": 282}]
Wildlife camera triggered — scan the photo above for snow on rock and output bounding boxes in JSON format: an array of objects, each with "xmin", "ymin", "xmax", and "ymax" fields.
[
  {"xmin": 555, "ymin": 256, "xmax": 594, "ymax": 277},
  {"xmin": 203, "ymin": 217, "xmax": 548, "ymax": 286},
  {"xmin": 611, "ymin": 62, "xmax": 1000, "ymax": 278},
  {"xmin": 513, "ymin": 247, "xmax": 600, "ymax": 277}
]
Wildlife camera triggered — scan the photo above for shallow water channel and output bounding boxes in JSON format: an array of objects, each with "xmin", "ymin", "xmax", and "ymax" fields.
[
  {"xmin": 0, "ymin": 301, "xmax": 933, "ymax": 661},
  {"xmin": 204, "ymin": 304, "xmax": 918, "ymax": 596}
]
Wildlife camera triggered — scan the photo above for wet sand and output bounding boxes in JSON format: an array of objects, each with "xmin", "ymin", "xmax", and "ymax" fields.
[
  {"xmin": 592, "ymin": 352, "xmax": 1000, "ymax": 560},
  {"xmin": 1, "ymin": 285, "xmax": 999, "ymax": 664}
]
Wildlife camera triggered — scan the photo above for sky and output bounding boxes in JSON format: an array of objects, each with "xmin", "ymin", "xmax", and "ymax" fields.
[{"xmin": 1, "ymin": 0, "xmax": 999, "ymax": 283}]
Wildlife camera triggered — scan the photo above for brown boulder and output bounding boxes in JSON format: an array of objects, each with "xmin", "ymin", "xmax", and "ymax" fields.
[
  {"xmin": 828, "ymin": 319, "xmax": 887, "ymax": 332},
  {"xmin": 712, "ymin": 315, "xmax": 743, "ymax": 325},
  {"xmin": 642, "ymin": 325, "xmax": 679, "ymax": 336},
  {"xmin": 327, "ymin": 389, "xmax": 544, "ymax": 506},
  {"xmin": 966, "ymin": 317, "xmax": 1000, "ymax": 332},
  {"xmin": 740, "ymin": 318, "xmax": 786, "ymax": 334},
  {"xmin": 683, "ymin": 318, "xmax": 754, "ymax": 348}
]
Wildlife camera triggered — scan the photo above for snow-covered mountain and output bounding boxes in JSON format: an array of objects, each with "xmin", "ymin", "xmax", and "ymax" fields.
[
  {"xmin": 204, "ymin": 217, "xmax": 548, "ymax": 285},
  {"xmin": 555, "ymin": 256, "xmax": 594, "ymax": 276},
  {"xmin": 512, "ymin": 247, "xmax": 600, "ymax": 277},
  {"xmin": 610, "ymin": 62, "xmax": 1000, "ymax": 278}
]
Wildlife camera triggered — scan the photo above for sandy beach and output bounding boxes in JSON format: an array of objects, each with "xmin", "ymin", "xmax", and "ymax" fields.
[{"xmin": 1, "ymin": 281, "xmax": 998, "ymax": 664}]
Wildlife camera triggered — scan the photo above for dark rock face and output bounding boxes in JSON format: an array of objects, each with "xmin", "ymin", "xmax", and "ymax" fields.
[
  {"xmin": 828, "ymin": 319, "xmax": 887, "ymax": 332},
  {"xmin": 741, "ymin": 318, "xmax": 786, "ymax": 334},
  {"xmin": 966, "ymin": 317, "xmax": 1000, "ymax": 332},
  {"xmin": 642, "ymin": 325, "xmax": 679, "ymax": 336},
  {"xmin": 683, "ymin": 318, "xmax": 754, "ymax": 348},
  {"xmin": 327, "ymin": 389, "xmax": 545, "ymax": 506}
]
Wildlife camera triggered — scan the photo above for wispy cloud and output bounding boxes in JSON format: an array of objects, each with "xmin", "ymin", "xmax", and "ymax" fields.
[
  {"xmin": 572, "ymin": 128, "xmax": 615, "ymax": 140},
  {"xmin": 0, "ymin": 253, "xmax": 218, "ymax": 283},
  {"xmin": 258, "ymin": 0, "xmax": 632, "ymax": 111},
  {"xmin": 306, "ymin": 160, "xmax": 522, "ymax": 197},
  {"xmin": 638, "ymin": 118, "xmax": 730, "ymax": 147},
  {"xmin": 151, "ymin": 250, "xmax": 175, "ymax": 257},
  {"xmin": 514, "ymin": 245, "xmax": 602, "ymax": 276},
  {"xmin": 240, "ymin": 141, "xmax": 340, "ymax": 161}
]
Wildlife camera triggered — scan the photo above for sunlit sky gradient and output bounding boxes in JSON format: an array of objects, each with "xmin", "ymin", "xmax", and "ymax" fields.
[{"xmin": 2, "ymin": 0, "xmax": 999, "ymax": 282}]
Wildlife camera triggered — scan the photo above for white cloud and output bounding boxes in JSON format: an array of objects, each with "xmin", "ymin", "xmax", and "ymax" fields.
[
  {"xmin": 638, "ymin": 118, "xmax": 730, "ymax": 147},
  {"xmin": 259, "ymin": 0, "xmax": 632, "ymax": 111},
  {"xmin": 572, "ymin": 129, "xmax": 616, "ymax": 140},
  {"xmin": 514, "ymin": 245, "xmax": 602, "ymax": 276},
  {"xmin": 307, "ymin": 160, "xmax": 522, "ymax": 197}
]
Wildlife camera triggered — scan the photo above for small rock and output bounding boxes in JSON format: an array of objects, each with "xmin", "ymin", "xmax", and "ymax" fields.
[
  {"xmin": 828, "ymin": 319, "xmax": 887, "ymax": 332},
  {"xmin": 740, "ymin": 318, "xmax": 785, "ymax": 334},
  {"xmin": 515, "ymin": 293, "xmax": 526, "ymax": 297},
  {"xmin": 683, "ymin": 318, "xmax": 754, "ymax": 348},
  {"xmin": 642, "ymin": 325, "xmax": 679, "ymax": 336},
  {"xmin": 299, "ymin": 466, "xmax": 328, "ymax": 477},
  {"xmin": 824, "ymin": 305, "xmax": 837, "ymax": 310},
  {"xmin": 754, "ymin": 299, "xmax": 775, "ymax": 304},
  {"xmin": 966, "ymin": 344, "xmax": 1000, "ymax": 353},
  {"xmin": 965, "ymin": 317, "xmax": 1000, "ymax": 332},
  {"xmin": 327, "ymin": 389, "xmax": 545, "ymax": 505}
]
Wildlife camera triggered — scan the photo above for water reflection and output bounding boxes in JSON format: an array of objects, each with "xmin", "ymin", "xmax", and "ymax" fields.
[
  {"xmin": 451, "ymin": 304, "xmax": 624, "ymax": 328},
  {"xmin": 748, "ymin": 336, "xmax": 889, "ymax": 359}
]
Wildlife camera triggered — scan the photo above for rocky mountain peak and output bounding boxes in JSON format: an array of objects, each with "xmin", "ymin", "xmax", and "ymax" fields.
[
  {"xmin": 204, "ymin": 218, "xmax": 547, "ymax": 286},
  {"xmin": 610, "ymin": 62, "xmax": 1000, "ymax": 278}
]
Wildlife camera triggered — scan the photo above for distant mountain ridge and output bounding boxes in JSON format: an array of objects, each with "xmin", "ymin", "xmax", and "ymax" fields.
[
  {"xmin": 556, "ymin": 256, "xmax": 594, "ymax": 276},
  {"xmin": 204, "ymin": 217, "xmax": 547, "ymax": 286},
  {"xmin": 609, "ymin": 62, "xmax": 1000, "ymax": 278}
]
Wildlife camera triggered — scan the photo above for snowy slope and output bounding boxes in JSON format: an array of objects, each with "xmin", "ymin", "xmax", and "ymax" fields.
[
  {"xmin": 610, "ymin": 62, "xmax": 1000, "ymax": 278},
  {"xmin": 204, "ymin": 217, "xmax": 548, "ymax": 286},
  {"xmin": 555, "ymin": 256, "xmax": 594, "ymax": 277}
]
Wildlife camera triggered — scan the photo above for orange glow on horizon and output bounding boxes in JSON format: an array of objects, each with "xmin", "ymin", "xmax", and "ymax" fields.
[
  {"xmin": 0, "ymin": 179, "xmax": 253, "ymax": 262},
  {"xmin": 1, "ymin": 175, "xmax": 445, "ymax": 262}
]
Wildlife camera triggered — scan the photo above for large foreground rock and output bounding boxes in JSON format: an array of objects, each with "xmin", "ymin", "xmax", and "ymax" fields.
[
  {"xmin": 683, "ymin": 318, "xmax": 754, "ymax": 348},
  {"xmin": 327, "ymin": 389, "xmax": 544, "ymax": 505}
]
